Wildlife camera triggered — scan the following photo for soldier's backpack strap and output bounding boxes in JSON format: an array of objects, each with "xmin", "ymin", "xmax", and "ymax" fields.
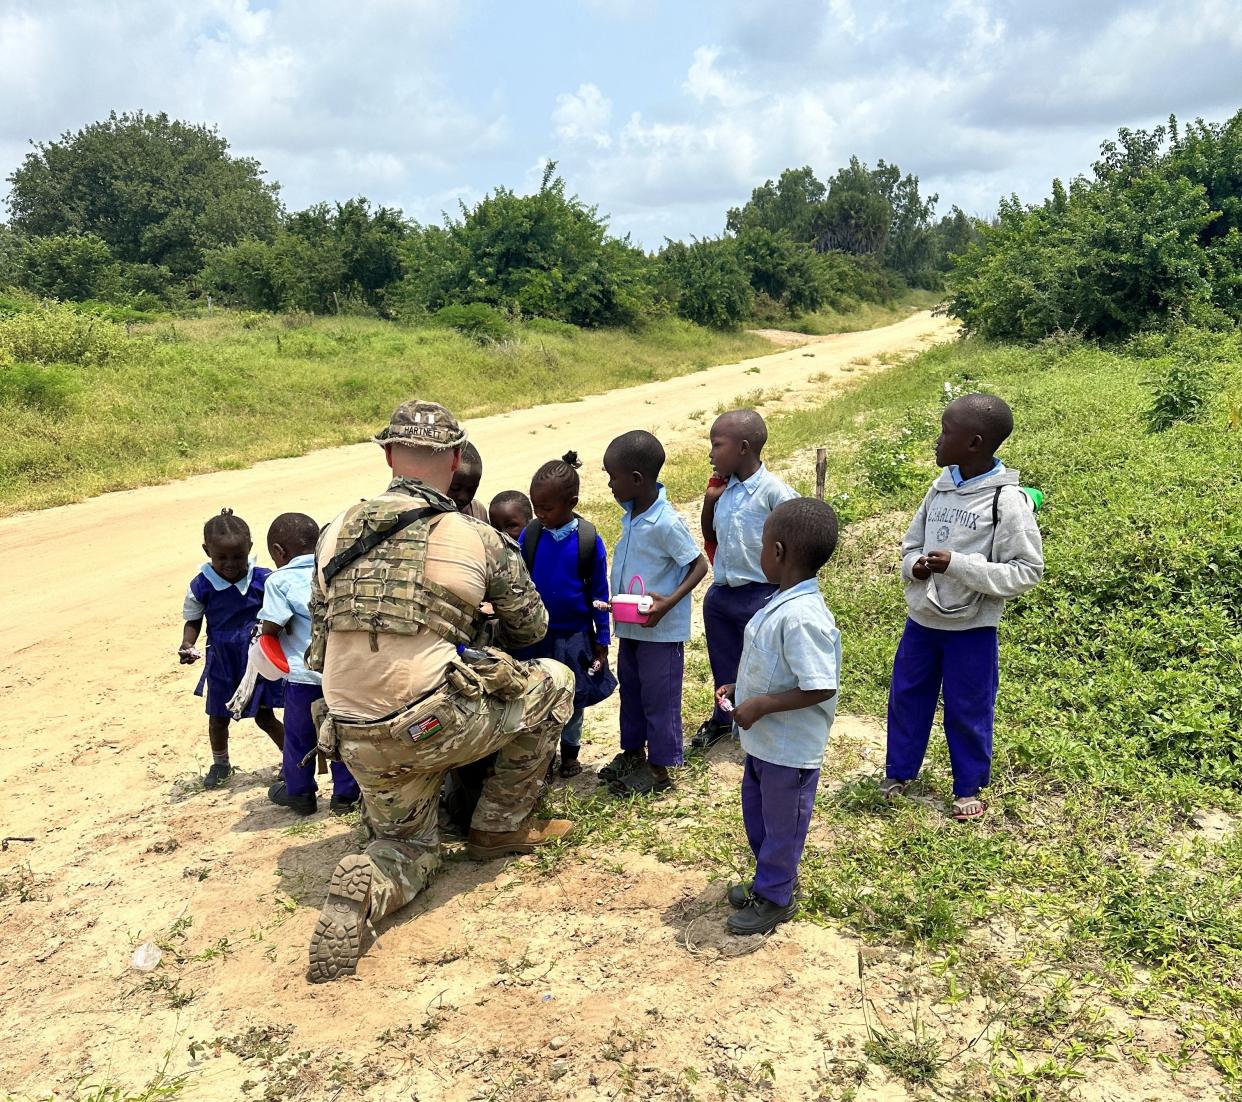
[
  {"xmin": 322, "ymin": 501, "xmax": 456, "ymax": 585},
  {"xmin": 520, "ymin": 516, "xmax": 598, "ymax": 592}
]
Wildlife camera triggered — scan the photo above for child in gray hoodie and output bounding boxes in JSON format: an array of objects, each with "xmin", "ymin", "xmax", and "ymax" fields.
[{"xmin": 883, "ymin": 394, "xmax": 1044, "ymax": 820}]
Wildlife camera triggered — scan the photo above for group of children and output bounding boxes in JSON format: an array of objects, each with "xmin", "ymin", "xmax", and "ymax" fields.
[{"xmin": 180, "ymin": 393, "xmax": 1042, "ymax": 936}]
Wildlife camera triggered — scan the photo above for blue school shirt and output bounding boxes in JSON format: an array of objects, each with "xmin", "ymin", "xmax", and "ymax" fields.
[
  {"xmin": 258, "ymin": 554, "xmax": 321, "ymax": 685},
  {"xmin": 735, "ymin": 578, "xmax": 841, "ymax": 769},
  {"xmin": 711, "ymin": 464, "xmax": 797, "ymax": 587},
  {"xmin": 518, "ymin": 524, "xmax": 611, "ymax": 645},
  {"xmin": 609, "ymin": 486, "xmax": 701, "ymax": 644}
]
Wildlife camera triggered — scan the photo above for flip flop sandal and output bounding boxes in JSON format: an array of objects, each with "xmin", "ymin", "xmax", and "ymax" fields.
[
  {"xmin": 952, "ymin": 796, "xmax": 986, "ymax": 821},
  {"xmin": 608, "ymin": 763, "xmax": 672, "ymax": 797},
  {"xmin": 880, "ymin": 777, "xmax": 909, "ymax": 800}
]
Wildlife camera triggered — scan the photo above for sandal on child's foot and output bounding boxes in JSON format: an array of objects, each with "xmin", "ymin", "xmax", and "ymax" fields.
[
  {"xmin": 879, "ymin": 777, "xmax": 909, "ymax": 801},
  {"xmin": 204, "ymin": 762, "xmax": 234, "ymax": 789},
  {"xmin": 597, "ymin": 750, "xmax": 645, "ymax": 784},
  {"xmin": 952, "ymin": 795, "xmax": 986, "ymax": 821},
  {"xmin": 608, "ymin": 762, "xmax": 672, "ymax": 797},
  {"xmin": 558, "ymin": 759, "xmax": 583, "ymax": 779}
]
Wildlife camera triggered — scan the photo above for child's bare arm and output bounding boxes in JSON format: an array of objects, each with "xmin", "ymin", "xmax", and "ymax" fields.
[
  {"xmin": 179, "ymin": 618, "xmax": 202, "ymax": 663},
  {"xmin": 643, "ymin": 554, "xmax": 709, "ymax": 628},
  {"xmin": 733, "ymin": 687, "xmax": 836, "ymax": 731},
  {"xmin": 259, "ymin": 619, "xmax": 285, "ymax": 637}
]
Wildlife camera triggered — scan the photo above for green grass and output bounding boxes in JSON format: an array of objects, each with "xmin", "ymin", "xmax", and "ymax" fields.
[
  {"xmin": 570, "ymin": 325, "xmax": 1242, "ymax": 1095},
  {"xmin": 779, "ymin": 288, "xmax": 942, "ymax": 335},
  {"xmin": 0, "ymin": 309, "xmax": 772, "ymax": 514}
]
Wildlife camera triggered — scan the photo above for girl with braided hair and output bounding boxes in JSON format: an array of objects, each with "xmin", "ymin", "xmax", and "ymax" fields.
[
  {"xmin": 179, "ymin": 509, "xmax": 285, "ymax": 787},
  {"xmin": 516, "ymin": 451, "xmax": 615, "ymax": 777}
]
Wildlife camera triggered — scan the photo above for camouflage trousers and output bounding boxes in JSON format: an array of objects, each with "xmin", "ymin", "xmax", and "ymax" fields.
[{"xmin": 334, "ymin": 658, "xmax": 574, "ymax": 921}]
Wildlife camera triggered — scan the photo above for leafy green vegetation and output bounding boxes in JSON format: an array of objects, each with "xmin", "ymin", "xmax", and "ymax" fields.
[
  {"xmin": 567, "ymin": 325, "xmax": 1242, "ymax": 1093},
  {"xmin": 0, "ymin": 308, "xmax": 770, "ymax": 515},
  {"xmin": 949, "ymin": 111, "xmax": 1242, "ymax": 340}
]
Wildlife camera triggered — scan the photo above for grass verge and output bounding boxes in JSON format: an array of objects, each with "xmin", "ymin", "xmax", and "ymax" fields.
[
  {"xmin": 0, "ymin": 311, "xmax": 771, "ymax": 515},
  {"xmin": 570, "ymin": 325, "xmax": 1242, "ymax": 1096},
  {"xmin": 779, "ymin": 288, "xmax": 943, "ymax": 335}
]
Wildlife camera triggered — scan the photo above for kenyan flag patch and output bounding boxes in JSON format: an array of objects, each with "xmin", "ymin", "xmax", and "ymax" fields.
[{"xmin": 410, "ymin": 715, "xmax": 444, "ymax": 743}]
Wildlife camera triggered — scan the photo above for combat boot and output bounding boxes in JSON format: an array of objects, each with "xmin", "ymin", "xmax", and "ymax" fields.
[
  {"xmin": 307, "ymin": 854, "xmax": 372, "ymax": 983},
  {"xmin": 466, "ymin": 818, "xmax": 575, "ymax": 860}
]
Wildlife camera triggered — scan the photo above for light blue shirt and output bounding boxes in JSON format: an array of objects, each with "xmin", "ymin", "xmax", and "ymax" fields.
[
  {"xmin": 711, "ymin": 464, "xmax": 797, "ymax": 587},
  {"xmin": 182, "ymin": 558, "xmax": 257, "ymax": 619},
  {"xmin": 610, "ymin": 486, "xmax": 702, "ymax": 643},
  {"xmin": 736, "ymin": 578, "xmax": 841, "ymax": 769},
  {"xmin": 949, "ymin": 458, "xmax": 1004, "ymax": 488},
  {"xmin": 258, "ymin": 554, "xmax": 321, "ymax": 685}
]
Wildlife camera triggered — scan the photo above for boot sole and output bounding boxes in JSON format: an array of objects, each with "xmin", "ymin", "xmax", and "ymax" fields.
[{"xmin": 307, "ymin": 855, "xmax": 371, "ymax": 983}]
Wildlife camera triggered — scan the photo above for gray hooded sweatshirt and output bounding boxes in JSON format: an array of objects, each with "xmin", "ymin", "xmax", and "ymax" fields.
[{"xmin": 901, "ymin": 464, "xmax": 1045, "ymax": 631}]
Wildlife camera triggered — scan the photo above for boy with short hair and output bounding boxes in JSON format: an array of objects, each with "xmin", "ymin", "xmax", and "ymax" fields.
[
  {"xmin": 884, "ymin": 393, "xmax": 1044, "ymax": 821},
  {"xmin": 262, "ymin": 512, "xmax": 360, "ymax": 816},
  {"xmin": 716, "ymin": 497, "xmax": 841, "ymax": 935},
  {"xmin": 694, "ymin": 409, "xmax": 797, "ymax": 751},
  {"xmin": 601, "ymin": 430, "xmax": 708, "ymax": 795},
  {"xmin": 449, "ymin": 441, "xmax": 488, "ymax": 521},
  {"xmin": 488, "ymin": 490, "xmax": 533, "ymax": 541}
]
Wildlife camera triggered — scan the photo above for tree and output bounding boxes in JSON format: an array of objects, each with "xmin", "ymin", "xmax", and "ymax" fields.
[
  {"xmin": 6, "ymin": 111, "xmax": 280, "ymax": 279},
  {"xmin": 396, "ymin": 164, "xmax": 651, "ymax": 327},
  {"xmin": 726, "ymin": 166, "xmax": 828, "ymax": 243},
  {"xmin": 816, "ymin": 158, "xmax": 892, "ymax": 256}
]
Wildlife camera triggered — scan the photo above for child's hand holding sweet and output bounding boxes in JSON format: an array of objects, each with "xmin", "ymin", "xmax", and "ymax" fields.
[
  {"xmin": 731, "ymin": 695, "xmax": 768, "ymax": 731},
  {"xmin": 924, "ymin": 550, "xmax": 952, "ymax": 574},
  {"xmin": 178, "ymin": 643, "xmax": 202, "ymax": 664},
  {"xmin": 591, "ymin": 642, "xmax": 609, "ymax": 675}
]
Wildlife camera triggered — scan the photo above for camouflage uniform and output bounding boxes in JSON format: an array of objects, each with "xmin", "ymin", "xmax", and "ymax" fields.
[{"xmin": 305, "ymin": 402, "xmax": 573, "ymax": 980}]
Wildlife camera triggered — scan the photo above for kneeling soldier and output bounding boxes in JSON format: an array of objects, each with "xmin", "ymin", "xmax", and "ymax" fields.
[{"xmin": 305, "ymin": 400, "xmax": 574, "ymax": 982}]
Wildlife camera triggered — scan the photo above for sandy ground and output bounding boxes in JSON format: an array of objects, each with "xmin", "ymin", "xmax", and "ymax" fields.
[{"xmin": 2, "ymin": 310, "xmax": 1218, "ymax": 1101}]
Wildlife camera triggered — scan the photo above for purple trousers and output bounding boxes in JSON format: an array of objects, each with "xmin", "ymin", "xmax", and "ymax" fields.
[
  {"xmin": 283, "ymin": 681, "xmax": 359, "ymax": 799},
  {"xmin": 617, "ymin": 638, "xmax": 684, "ymax": 768},
  {"xmin": 704, "ymin": 582, "xmax": 778, "ymax": 724},
  {"xmin": 742, "ymin": 754, "xmax": 820, "ymax": 907},
  {"xmin": 886, "ymin": 618, "xmax": 999, "ymax": 798}
]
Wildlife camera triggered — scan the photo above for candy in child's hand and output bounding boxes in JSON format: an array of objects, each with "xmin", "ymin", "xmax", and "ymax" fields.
[
  {"xmin": 719, "ymin": 696, "xmax": 734, "ymax": 713},
  {"xmin": 592, "ymin": 600, "xmax": 612, "ymax": 611},
  {"xmin": 589, "ymin": 660, "xmax": 603, "ymax": 675}
]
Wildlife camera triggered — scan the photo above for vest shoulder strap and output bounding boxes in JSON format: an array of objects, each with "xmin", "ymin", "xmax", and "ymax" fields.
[{"xmin": 322, "ymin": 501, "xmax": 455, "ymax": 585}]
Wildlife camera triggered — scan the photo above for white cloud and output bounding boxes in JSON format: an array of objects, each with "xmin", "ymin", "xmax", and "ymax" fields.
[{"xmin": 552, "ymin": 83, "xmax": 613, "ymax": 149}]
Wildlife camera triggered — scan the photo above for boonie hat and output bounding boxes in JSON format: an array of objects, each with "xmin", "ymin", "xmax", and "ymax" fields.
[{"xmin": 374, "ymin": 400, "xmax": 468, "ymax": 451}]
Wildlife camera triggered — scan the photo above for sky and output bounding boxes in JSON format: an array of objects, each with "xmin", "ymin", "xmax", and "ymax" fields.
[{"xmin": 2, "ymin": 0, "xmax": 1241, "ymax": 249}]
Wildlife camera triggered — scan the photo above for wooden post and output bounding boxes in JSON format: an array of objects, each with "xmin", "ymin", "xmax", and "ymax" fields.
[{"xmin": 815, "ymin": 448, "xmax": 827, "ymax": 501}]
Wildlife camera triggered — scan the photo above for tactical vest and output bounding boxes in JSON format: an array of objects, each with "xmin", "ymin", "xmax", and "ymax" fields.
[{"xmin": 312, "ymin": 491, "xmax": 479, "ymax": 656}]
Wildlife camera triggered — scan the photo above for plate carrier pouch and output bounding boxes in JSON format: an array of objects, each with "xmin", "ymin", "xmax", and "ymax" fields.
[{"xmin": 307, "ymin": 492, "xmax": 479, "ymax": 666}]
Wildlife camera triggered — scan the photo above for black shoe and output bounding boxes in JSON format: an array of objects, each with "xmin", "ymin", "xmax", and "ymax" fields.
[
  {"xmin": 204, "ymin": 762, "xmax": 233, "ymax": 789},
  {"xmin": 268, "ymin": 780, "xmax": 317, "ymax": 816},
  {"xmin": 727, "ymin": 895, "xmax": 798, "ymax": 935},
  {"xmin": 597, "ymin": 749, "xmax": 646, "ymax": 784},
  {"xmin": 690, "ymin": 719, "xmax": 732, "ymax": 751},
  {"xmin": 329, "ymin": 793, "xmax": 360, "ymax": 816},
  {"xmin": 727, "ymin": 878, "xmax": 799, "ymax": 908}
]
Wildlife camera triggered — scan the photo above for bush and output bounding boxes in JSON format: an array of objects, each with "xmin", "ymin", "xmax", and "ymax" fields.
[
  {"xmin": 657, "ymin": 238, "xmax": 753, "ymax": 328},
  {"xmin": 0, "ymin": 362, "xmax": 80, "ymax": 411},
  {"xmin": 432, "ymin": 303, "xmax": 512, "ymax": 343},
  {"xmin": 948, "ymin": 112, "xmax": 1242, "ymax": 340},
  {"xmin": 17, "ymin": 234, "xmax": 117, "ymax": 302},
  {"xmin": 1145, "ymin": 356, "xmax": 1215, "ymax": 431},
  {"xmin": 0, "ymin": 304, "xmax": 128, "ymax": 364}
]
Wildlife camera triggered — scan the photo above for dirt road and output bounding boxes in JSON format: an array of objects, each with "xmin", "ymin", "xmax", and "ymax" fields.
[{"xmin": 0, "ymin": 311, "xmax": 955, "ymax": 1101}]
